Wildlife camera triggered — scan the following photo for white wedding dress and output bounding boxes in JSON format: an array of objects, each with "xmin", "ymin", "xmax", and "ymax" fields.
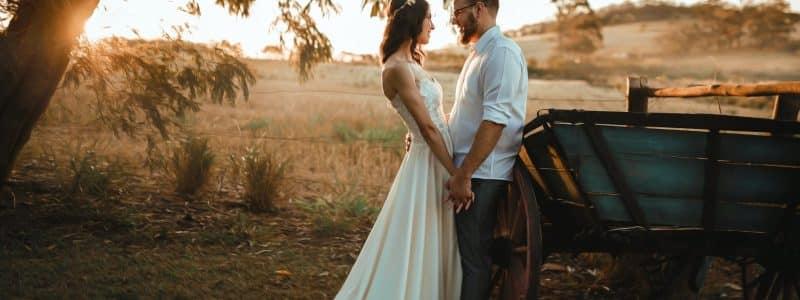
[{"xmin": 335, "ymin": 62, "xmax": 462, "ymax": 300}]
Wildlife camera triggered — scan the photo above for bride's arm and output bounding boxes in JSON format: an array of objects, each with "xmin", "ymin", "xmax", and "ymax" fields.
[{"xmin": 384, "ymin": 65, "xmax": 456, "ymax": 176}]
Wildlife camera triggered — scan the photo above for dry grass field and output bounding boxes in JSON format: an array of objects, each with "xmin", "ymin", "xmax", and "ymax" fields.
[{"xmin": 1, "ymin": 18, "xmax": 794, "ymax": 298}]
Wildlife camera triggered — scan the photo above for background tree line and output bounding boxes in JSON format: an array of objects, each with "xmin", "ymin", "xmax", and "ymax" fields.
[
  {"xmin": 660, "ymin": 0, "xmax": 800, "ymax": 53},
  {"xmin": 508, "ymin": 0, "xmax": 800, "ymax": 54}
]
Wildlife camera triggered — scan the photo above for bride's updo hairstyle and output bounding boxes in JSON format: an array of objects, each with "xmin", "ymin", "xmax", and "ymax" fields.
[{"xmin": 380, "ymin": 0, "xmax": 430, "ymax": 65}]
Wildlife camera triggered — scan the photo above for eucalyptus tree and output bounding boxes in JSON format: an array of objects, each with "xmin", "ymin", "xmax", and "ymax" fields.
[{"xmin": 0, "ymin": 0, "xmax": 350, "ymax": 188}]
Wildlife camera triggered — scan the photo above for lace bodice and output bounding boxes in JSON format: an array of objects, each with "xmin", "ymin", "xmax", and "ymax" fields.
[{"xmin": 388, "ymin": 62, "xmax": 451, "ymax": 148}]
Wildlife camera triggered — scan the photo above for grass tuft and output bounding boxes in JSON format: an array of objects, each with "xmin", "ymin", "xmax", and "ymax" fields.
[
  {"xmin": 65, "ymin": 147, "xmax": 126, "ymax": 199},
  {"xmin": 295, "ymin": 189, "xmax": 379, "ymax": 237},
  {"xmin": 171, "ymin": 134, "xmax": 215, "ymax": 195},
  {"xmin": 334, "ymin": 122, "xmax": 406, "ymax": 148},
  {"xmin": 238, "ymin": 146, "xmax": 291, "ymax": 213}
]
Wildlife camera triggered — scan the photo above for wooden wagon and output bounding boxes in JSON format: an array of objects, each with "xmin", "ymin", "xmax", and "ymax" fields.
[{"xmin": 489, "ymin": 78, "xmax": 800, "ymax": 299}]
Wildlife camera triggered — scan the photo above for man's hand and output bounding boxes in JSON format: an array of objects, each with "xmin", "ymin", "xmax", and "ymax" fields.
[
  {"xmin": 446, "ymin": 170, "xmax": 474, "ymax": 213},
  {"xmin": 404, "ymin": 133, "xmax": 412, "ymax": 152}
]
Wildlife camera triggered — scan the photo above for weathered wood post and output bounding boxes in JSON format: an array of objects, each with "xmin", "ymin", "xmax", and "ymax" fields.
[
  {"xmin": 771, "ymin": 94, "xmax": 800, "ymax": 121},
  {"xmin": 627, "ymin": 76, "xmax": 649, "ymax": 113}
]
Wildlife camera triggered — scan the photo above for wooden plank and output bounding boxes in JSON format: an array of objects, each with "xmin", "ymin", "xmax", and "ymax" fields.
[
  {"xmin": 702, "ymin": 129, "xmax": 720, "ymax": 231},
  {"xmin": 523, "ymin": 130, "xmax": 556, "ymax": 170},
  {"xmin": 545, "ymin": 124, "xmax": 607, "ymax": 229},
  {"xmin": 714, "ymin": 202, "xmax": 786, "ymax": 232},
  {"xmin": 523, "ymin": 131, "xmax": 592, "ymax": 202},
  {"xmin": 632, "ymin": 82, "xmax": 800, "ymax": 98},
  {"xmin": 553, "ymin": 125, "xmax": 800, "ymax": 166},
  {"xmin": 545, "ymin": 110, "xmax": 800, "ymax": 134},
  {"xmin": 570, "ymin": 155, "xmax": 704, "ymax": 197},
  {"xmin": 774, "ymin": 196, "xmax": 799, "ymax": 239},
  {"xmin": 718, "ymin": 133, "xmax": 800, "ymax": 166},
  {"xmin": 523, "ymin": 118, "xmax": 799, "ymax": 233},
  {"xmin": 553, "ymin": 125, "xmax": 707, "ymax": 159},
  {"xmin": 716, "ymin": 164, "xmax": 800, "ymax": 204},
  {"xmin": 583, "ymin": 123, "xmax": 649, "ymax": 228},
  {"xmin": 539, "ymin": 154, "xmax": 800, "ymax": 204},
  {"xmin": 772, "ymin": 94, "xmax": 800, "ymax": 121},
  {"xmin": 588, "ymin": 194, "xmax": 793, "ymax": 232},
  {"xmin": 627, "ymin": 76, "xmax": 649, "ymax": 113},
  {"xmin": 589, "ymin": 194, "xmax": 702, "ymax": 226},
  {"xmin": 550, "ymin": 125, "xmax": 800, "ymax": 205},
  {"xmin": 518, "ymin": 144, "xmax": 553, "ymax": 198}
]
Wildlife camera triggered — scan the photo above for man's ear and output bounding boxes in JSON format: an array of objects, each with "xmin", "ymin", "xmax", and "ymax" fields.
[{"xmin": 476, "ymin": 2, "xmax": 489, "ymax": 21}]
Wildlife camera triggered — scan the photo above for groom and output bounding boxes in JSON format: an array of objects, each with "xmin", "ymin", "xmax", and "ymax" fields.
[{"xmin": 446, "ymin": 0, "xmax": 528, "ymax": 299}]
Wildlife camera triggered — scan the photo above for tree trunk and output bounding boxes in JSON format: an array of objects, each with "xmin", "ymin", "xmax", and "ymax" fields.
[{"xmin": 0, "ymin": 0, "xmax": 100, "ymax": 187}]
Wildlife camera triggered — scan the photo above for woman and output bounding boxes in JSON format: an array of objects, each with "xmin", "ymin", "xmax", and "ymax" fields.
[{"xmin": 335, "ymin": 0, "xmax": 462, "ymax": 298}]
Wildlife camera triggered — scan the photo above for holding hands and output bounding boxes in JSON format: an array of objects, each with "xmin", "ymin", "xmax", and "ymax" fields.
[
  {"xmin": 404, "ymin": 132, "xmax": 474, "ymax": 213},
  {"xmin": 445, "ymin": 170, "xmax": 475, "ymax": 213}
]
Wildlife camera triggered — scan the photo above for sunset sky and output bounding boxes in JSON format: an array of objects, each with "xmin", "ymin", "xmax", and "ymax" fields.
[{"xmin": 82, "ymin": 0, "xmax": 800, "ymax": 58}]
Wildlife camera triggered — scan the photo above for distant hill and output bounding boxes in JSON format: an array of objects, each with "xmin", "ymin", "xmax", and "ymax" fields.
[{"xmin": 505, "ymin": 2, "xmax": 800, "ymax": 38}]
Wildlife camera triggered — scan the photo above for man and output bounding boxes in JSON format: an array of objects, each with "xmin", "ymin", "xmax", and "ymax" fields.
[{"xmin": 446, "ymin": 0, "xmax": 528, "ymax": 299}]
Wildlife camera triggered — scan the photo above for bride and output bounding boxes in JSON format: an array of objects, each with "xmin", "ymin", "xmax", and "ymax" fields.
[{"xmin": 335, "ymin": 0, "xmax": 463, "ymax": 298}]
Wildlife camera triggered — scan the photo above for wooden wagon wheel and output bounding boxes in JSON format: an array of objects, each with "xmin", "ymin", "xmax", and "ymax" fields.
[
  {"xmin": 742, "ymin": 258, "xmax": 800, "ymax": 299},
  {"xmin": 489, "ymin": 163, "xmax": 543, "ymax": 299}
]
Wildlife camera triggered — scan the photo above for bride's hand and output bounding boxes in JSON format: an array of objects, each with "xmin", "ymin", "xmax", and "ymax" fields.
[{"xmin": 454, "ymin": 192, "xmax": 475, "ymax": 214}]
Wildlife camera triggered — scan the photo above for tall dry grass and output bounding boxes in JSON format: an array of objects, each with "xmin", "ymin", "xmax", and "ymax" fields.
[
  {"xmin": 236, "ymin": 146, "xmax": 291, "ymax": 212},
  {"xmin": 171, "ymin": 134, "xmax": 215, "ymax": 195},
  {"xmin": 20, "ymin": 59, "xmax": 778, "ymax": 208},
  {"xmin": 20, "ymin": 61, "xmax": 413, "ymax": 209}
]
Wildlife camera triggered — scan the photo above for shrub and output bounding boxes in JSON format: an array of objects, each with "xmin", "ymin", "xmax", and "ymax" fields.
[
  {"xmin": 171, "ymin": 135, "xmax": 215, "ymax": 195},
  {"xmin": 334, "ymin": 122, "xmax": 406, "ymax": 148},
  {"xmin": 340, "ymin": 194, "xmax": 379, "ymax": 222},
  {"xmin": 295, "ymin": 198, "xmax": 353, "ymax": 237},
  {"xmin": 333, "ymin": 123, "xmax": 359, "ymax": 143},
  {"xmin": 360, "ymin": 126, "xmax": 406, "ymax": 147},
  {"xmin": 240, "ymin": 146, "xmax": 291, "ymax": 213},
  {"xmin": 295, "ymin": 190, "xmax": 379, "ymax": 237},
  {"xmin": 67, "ymin": 150, "xmax": 124, "ymax": 198}
]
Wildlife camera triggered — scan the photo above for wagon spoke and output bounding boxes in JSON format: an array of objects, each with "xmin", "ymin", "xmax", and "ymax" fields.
[
  {"xmin": 769, "ymin": 273, "xmax": 784, "ymax": 300},
  {"xmin": 754, "ymin": 271, "xmax": 778, "ymax": 300},
  {"xmin": 493, "ymin": 269, "xmax": 509, "ymax": 298},
  {"xmin": 793, "ymin": 279, "xmax": 800, "ymax": 300},
  {"xmin": 747, "ymin": 269, "xmax": 772, "ymax": 290},
  {"xmin": 782, "ymin": 273, "xmax": 793, "ymax": 300},
  {"xmin": 787, "ymin": 273, "xmax": 796, "ymax": 300},
  {"xmin": 506, "ymin": 254, "xmax": 528, "ymax": 299},
  {"xmin": 743, "ymin": 262, "xmax": 760, "ymax": 299},
  {"xmin": 491, "ymin": 267, "xmax": 505, "ymax": 291}
]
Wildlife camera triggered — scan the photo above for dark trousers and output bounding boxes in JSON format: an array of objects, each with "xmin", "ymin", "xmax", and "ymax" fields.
[{"xmin": 456, "ymin": 179, "xmax": 509, "ymax": 300}]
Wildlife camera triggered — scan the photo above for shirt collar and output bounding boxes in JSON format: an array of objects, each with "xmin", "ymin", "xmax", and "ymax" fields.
[{"xmin": 471, "ymin": 26, "xmax": 500, "ymax": 54}]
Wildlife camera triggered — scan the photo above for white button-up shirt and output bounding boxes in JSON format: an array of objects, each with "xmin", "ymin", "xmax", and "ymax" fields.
[{"xmin": 448, "ymin": 26, "xmax": 528, "ymax": 181}]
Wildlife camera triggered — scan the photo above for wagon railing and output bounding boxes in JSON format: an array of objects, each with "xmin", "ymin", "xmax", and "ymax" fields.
[{"xmin": 626, "ymin": 76, "xmax": 800, "ymax": 121}]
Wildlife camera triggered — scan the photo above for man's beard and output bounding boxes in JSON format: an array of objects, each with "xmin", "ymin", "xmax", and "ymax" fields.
[{"xmin": 458, "ymin": 14, "xmax": 478, "ymax": 45}]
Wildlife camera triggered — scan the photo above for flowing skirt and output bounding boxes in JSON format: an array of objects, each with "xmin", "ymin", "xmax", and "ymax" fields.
[{"xmin": 335, "ymin": 142, "xmax": 462, "ymax": 299}]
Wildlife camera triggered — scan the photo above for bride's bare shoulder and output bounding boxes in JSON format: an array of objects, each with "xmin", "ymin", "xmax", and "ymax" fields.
[
  {"xmin": 381, "ymin": 60, "xmax": 401, "ymax": 77},
  {"xmin": 382, "ymin": 58, "xmax": 413, "ymax": 84}
]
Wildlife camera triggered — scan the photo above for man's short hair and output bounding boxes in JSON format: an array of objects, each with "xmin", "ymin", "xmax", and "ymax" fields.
[{"xmin": 481, "ymin": 0, "xmax": 498, "ymax": 14}]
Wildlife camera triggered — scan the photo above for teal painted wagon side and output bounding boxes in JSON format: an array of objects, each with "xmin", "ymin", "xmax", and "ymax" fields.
[{"xmin": 494, "ymin": 109, "xmax": 800, "ymax": 299}]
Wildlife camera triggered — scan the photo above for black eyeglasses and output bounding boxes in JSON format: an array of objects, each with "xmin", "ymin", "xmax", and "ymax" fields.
[{"xmin": 451, "ymin": 1, "xmax": 481, "ymax": 21}]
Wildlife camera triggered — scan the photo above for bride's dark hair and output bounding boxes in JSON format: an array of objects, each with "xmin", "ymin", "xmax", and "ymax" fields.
[{"xmin": 380, "ymin": 0, "xmax": 430, "ymax": 65}]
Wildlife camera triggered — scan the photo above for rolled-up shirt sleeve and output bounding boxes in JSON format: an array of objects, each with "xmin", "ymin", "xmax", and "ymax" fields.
[{"xmin": 480, "ymin": 47, "xmax": 522, "ymax": 126}]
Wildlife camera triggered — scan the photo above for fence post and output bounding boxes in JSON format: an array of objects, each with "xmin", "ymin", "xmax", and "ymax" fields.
[
  {"xmin": 772, "ymin": 94, "xmax": 800, "ymax": 121},
  {"xmin": 627, "ymin": 76, "xmax": 649, "ymax": 113}
]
